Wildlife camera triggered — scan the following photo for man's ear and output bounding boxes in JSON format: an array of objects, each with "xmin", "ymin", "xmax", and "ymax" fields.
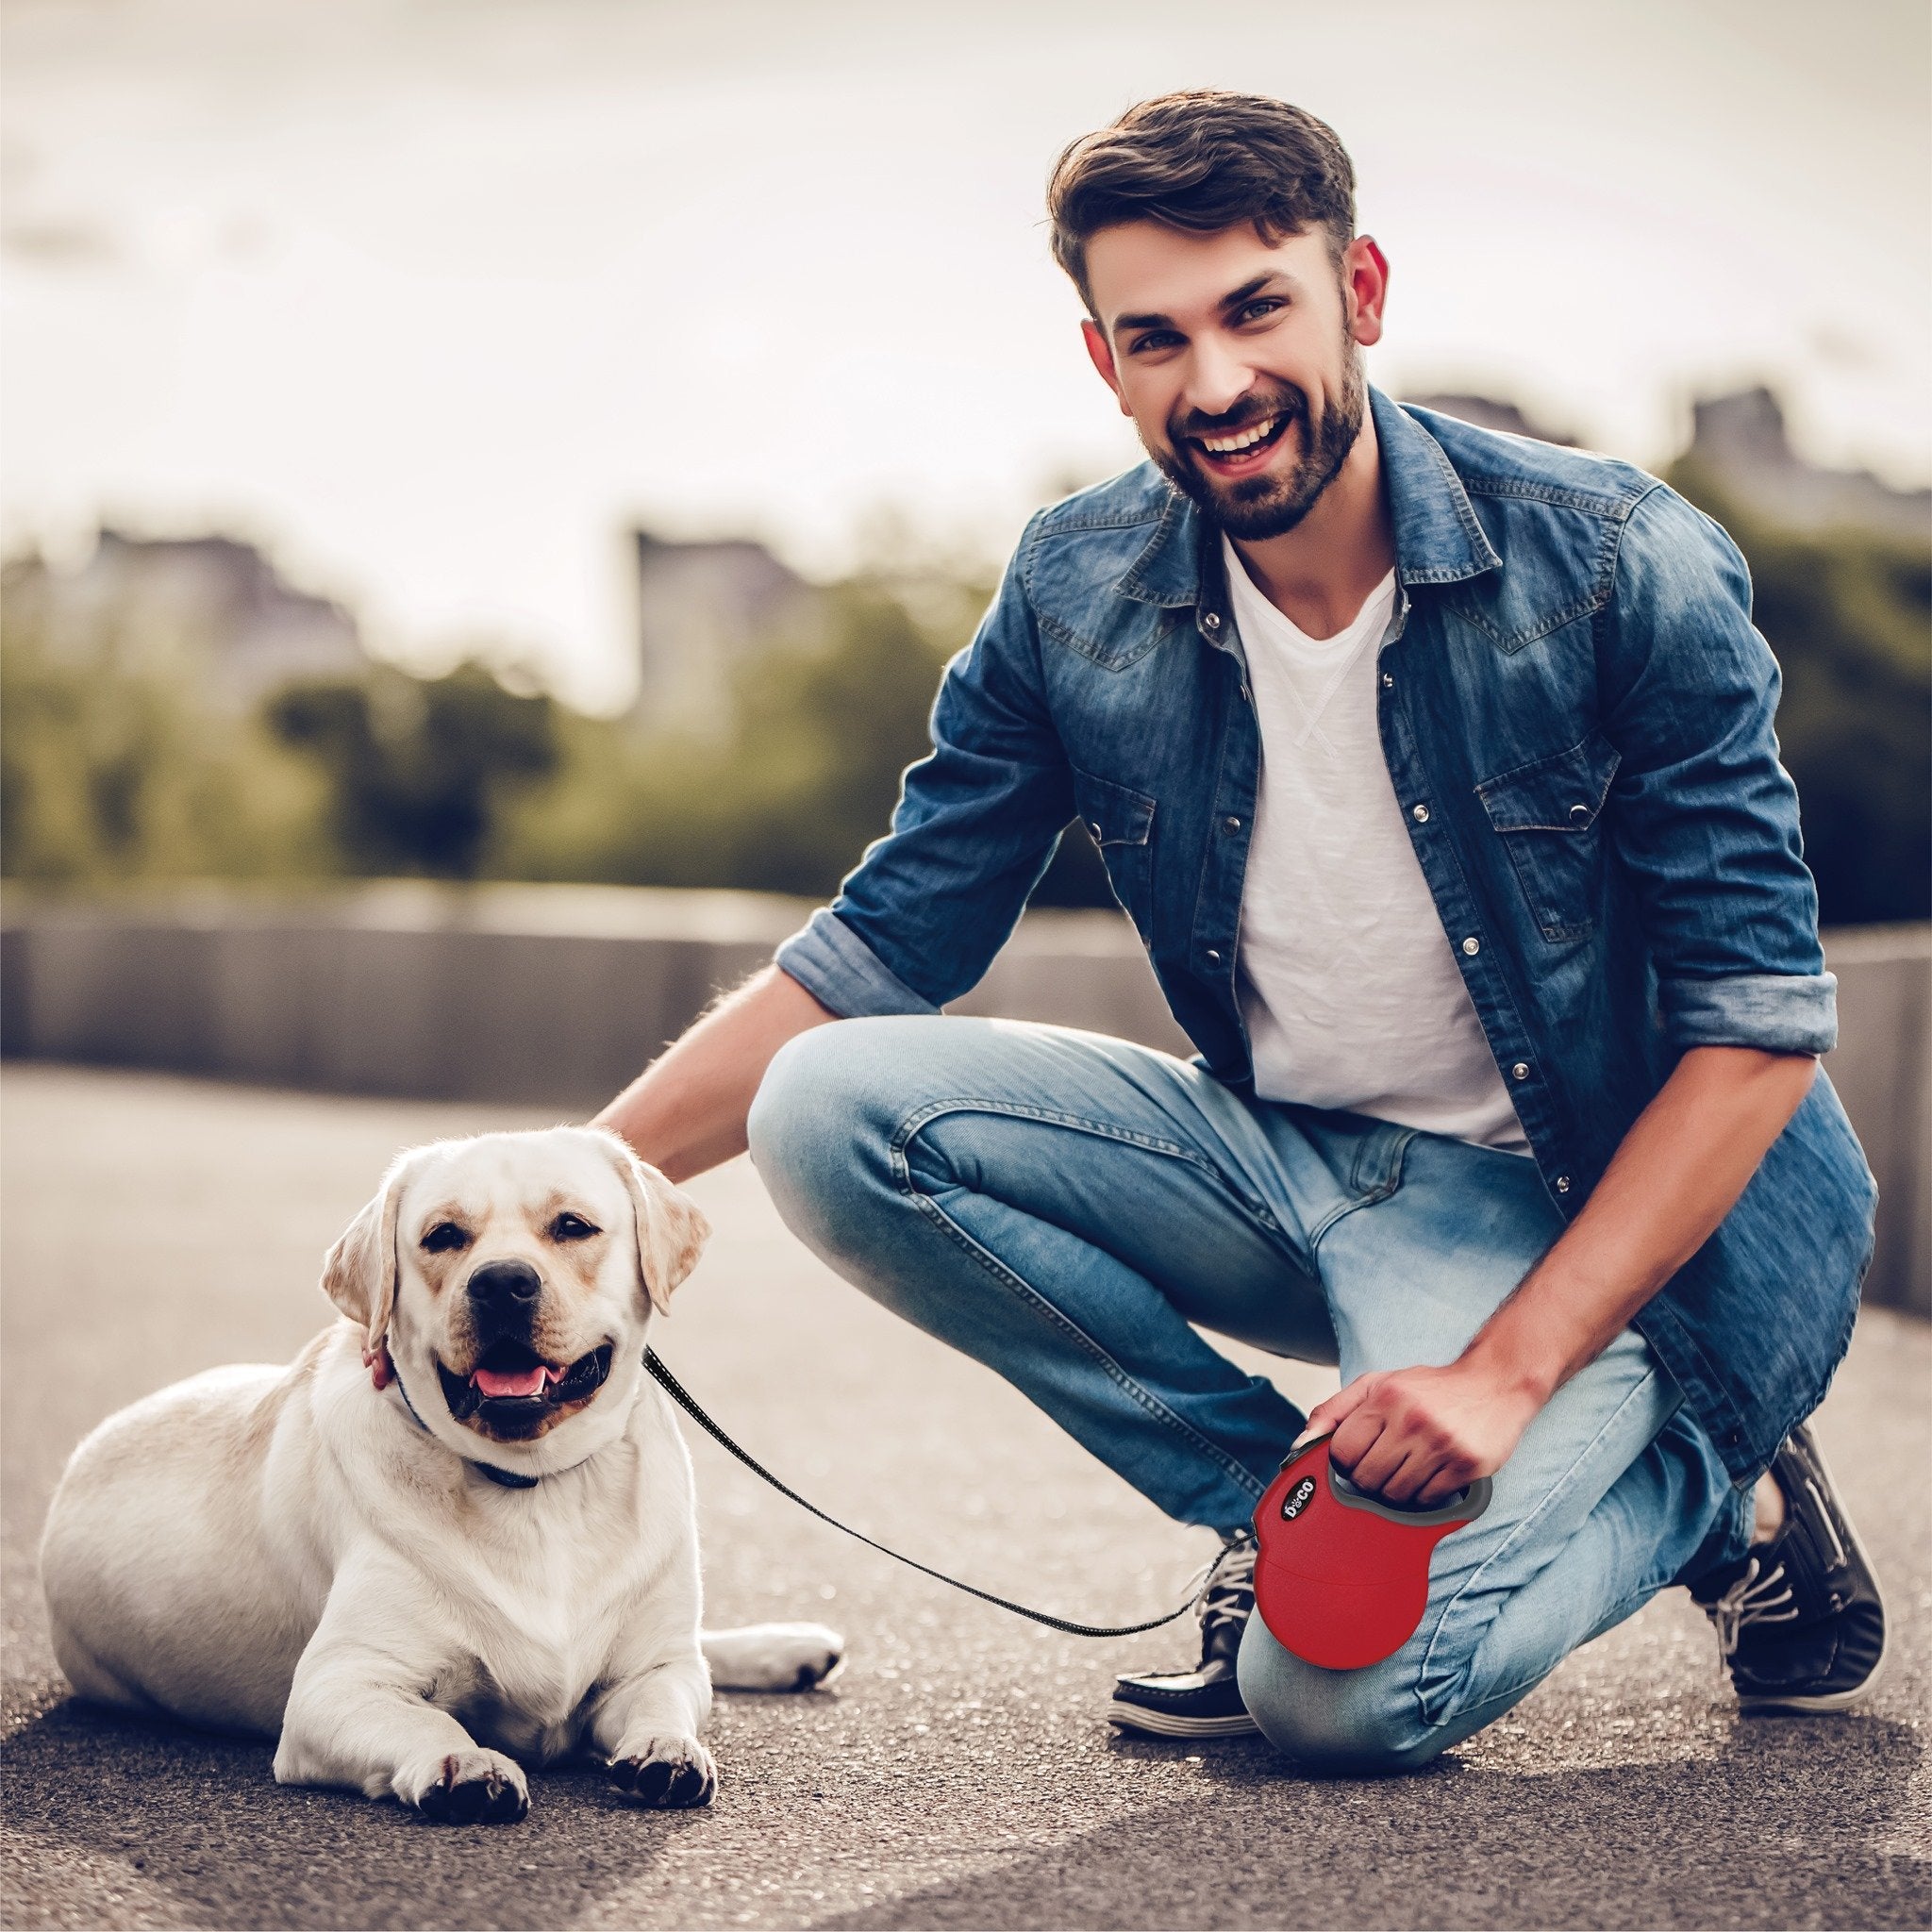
[
  {"xmin": 604, "ymin": 1136, "xmax": 711, "ymax": 1316},
  {"xmin": 321, "ymin": 1155, "xmax": 409, "ymax": 1354},
  {"xmin": 1081, "ymin": 318, "xmax": 1133, "ymax": 416},
  {"xmin": 1342, "ymin": 233, "xmax": 1390, "ymax": 348}
]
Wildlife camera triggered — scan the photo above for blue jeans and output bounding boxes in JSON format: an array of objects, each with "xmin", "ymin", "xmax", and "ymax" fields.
[{"xmin": 747, "ymin": 1016, "xmax": 1755, "ymax": 1774}]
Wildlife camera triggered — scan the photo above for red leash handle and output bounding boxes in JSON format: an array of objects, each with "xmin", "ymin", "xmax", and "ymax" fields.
[{"xmin": 1252, "ymin": 1432, "xmax": 1491, "ymax": 1671}]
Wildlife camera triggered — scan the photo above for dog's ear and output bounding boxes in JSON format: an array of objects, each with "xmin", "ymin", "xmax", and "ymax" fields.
[
  {"xmin": 605, "ymin": 1136, "xmax": 710, "ymax": 1316},
  {"xmin": 322, "ymin": 1156, "xmax": 408, "ymax": 1353}
]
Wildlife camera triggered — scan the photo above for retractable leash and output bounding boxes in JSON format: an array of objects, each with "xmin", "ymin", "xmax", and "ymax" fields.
[
  {"xmin": 642, "ymin": 1348, "xmax": 1205, "ymax": 1640},
  {"xmin": 1252, "ymin": 1431, "xmax": 1492, "ymax": 1671}
]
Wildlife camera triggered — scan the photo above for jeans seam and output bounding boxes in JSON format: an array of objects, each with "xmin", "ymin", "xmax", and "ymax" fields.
[
  {"xmin": 890, "ymin": 1094, "xmax": 1294, "ymax": 1241},
  {"xmin": 1412, "ymin": 1362, "xmax": 1666, "ymax": 1730},
  {"xmin": 889, "ymin": 1101, "xmax": 1271, "ymax": 1504},
  {"xmin": 1307, "ymin": 1126, "xmax": 1416, "ymax": 1248}
]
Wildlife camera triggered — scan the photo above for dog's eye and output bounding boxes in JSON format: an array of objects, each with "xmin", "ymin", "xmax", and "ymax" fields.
[
  {"xmin": 421, "ymin": 1222, "xmax": 471, "ymax": 1254},
  {"xmin": 549, "ymin": 1212, "xmax": 599, "ymax": 1241}
]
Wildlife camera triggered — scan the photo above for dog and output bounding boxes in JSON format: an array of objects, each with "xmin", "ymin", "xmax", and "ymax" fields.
[{"xmin": 39, "ymin": 1125, "xmax": 842, "ymax": 1824}]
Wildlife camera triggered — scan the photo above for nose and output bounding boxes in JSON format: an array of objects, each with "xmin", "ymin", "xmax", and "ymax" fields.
[
  {"xmin": 1183, "ymin": 336, "xmax": 1256, "ymax": 422},
  {"xmin": 467, "ymin": 1258, "xmax": 542, "ymax": 1312}
]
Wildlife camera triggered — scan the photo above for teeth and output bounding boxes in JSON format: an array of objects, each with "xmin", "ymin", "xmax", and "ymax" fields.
[{"xmin": 1199, "ymin": 416, "xmax": 1280, "ymax": 456}]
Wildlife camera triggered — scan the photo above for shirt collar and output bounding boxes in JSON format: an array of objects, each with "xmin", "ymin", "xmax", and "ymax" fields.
[{"xmin": 1115, "ymin": 385, "xmax": 1502, "ymax": 616}]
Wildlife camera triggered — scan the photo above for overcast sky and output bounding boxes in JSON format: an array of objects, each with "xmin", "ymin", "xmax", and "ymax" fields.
[{"xmin": 3, "ymin": 0, "xmax": 1927, "ymax": 707}]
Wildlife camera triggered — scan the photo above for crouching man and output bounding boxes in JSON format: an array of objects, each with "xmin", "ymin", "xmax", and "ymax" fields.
[{"xmin": 598, "ymin": 91, "xmax": 1884, "ymax": 1770}]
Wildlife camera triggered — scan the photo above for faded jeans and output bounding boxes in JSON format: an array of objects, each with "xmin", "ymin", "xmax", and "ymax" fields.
[{"xmin": 747, "ymin": 1015, "xmax": 1754, "ymax": 1774}]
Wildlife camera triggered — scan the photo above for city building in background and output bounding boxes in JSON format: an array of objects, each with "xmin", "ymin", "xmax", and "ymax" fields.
[
  {"xmin": 628, "ymin": 531, "xmax": 826, "ymax": 737},
  {"xmin": 2, "ymin": 530, "xmax": 365, "ymax": 710},
  {"xmin": 1682, "ymin": 389, "xmax": 1932, "ymax": 541},
  {"xmin": 1410, "ymin": 387, "xmax": 1931, "ymax": 539}
]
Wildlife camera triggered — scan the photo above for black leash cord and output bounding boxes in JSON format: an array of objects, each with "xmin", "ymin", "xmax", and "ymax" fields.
[{"xmin": 643, "ymin": 1348, "xmax": 1205, "ymax": 1640}]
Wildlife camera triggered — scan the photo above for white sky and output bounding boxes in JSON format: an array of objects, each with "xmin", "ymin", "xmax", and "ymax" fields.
[{"xmin": 3, "ymin": 0, "xmax": 1927, "ymax": 708}]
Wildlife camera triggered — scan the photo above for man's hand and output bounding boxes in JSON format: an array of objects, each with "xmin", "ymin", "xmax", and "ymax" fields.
[
  {"xmin": 1298, "ymin": 1045, "xmax": 1820, "ymax": 1509},
  {"xmin": 1297, "ymin": 1360, "xmax": 1545, "ymax": 1508}
]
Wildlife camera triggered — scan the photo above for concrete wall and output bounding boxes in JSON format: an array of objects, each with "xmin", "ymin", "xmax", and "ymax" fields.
[{"xmin": 4, "ymin": 886, "xmax": 1924, "ymax": 1314}]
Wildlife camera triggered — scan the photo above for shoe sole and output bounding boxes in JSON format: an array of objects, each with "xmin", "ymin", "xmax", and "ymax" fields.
[
  {"xmin": 1107, "ymin": 1704, "xmax": 1261, "ymax": 1740},
  {"xmin": 1738, "ymin": 1424, "xmax": 1890, "ymax": 1716}
]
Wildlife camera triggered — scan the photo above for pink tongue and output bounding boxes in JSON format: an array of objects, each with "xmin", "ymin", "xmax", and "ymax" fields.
[{"xmin": 474, "ymin": 1366, "xmax": 547, "ymax": 1399}]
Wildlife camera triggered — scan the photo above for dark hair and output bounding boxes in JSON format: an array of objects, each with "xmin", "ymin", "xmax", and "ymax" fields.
[{"xmin": 1047, "ymin": 92, "xmax": 1356, "ymax": 314}]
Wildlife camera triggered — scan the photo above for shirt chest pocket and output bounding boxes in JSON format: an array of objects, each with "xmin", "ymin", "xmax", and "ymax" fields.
[
  {"xmin": 1474, "ymin": 730, "xmax": 1621, "ymax": 942},
  {"xmin": 1071, "ymin": 767, "xmax": 1157, "ymax": 927}
]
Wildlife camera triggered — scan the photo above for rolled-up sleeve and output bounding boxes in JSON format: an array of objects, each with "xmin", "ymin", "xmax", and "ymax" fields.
[
  {"xmin": 1656, "ymin": 969, "xmax": 1837, "ymax": 1056},
  {"xmin": 774, "ymin": 905, "xmax": 941, "ymax": 1018},
  {"xmin": 773, "ymin": 517, "xmax": 1075, "ymax": 1017},
  {"xmin": 1603, "ymin": 484, "xmax": 1837, "ymax": 1056}
]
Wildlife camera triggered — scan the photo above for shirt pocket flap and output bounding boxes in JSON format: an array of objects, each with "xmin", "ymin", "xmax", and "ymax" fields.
[
  {"xmin": 1071, "ymin": 768, "xmax": 1156, "ymax": 847},
  {"xmin": 1476, "ymin": 731, "xmax": 1622, "ymax": 834}
]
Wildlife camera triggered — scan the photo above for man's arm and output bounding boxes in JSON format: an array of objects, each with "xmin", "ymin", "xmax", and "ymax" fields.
[
  {"xmin": 1303, "ymin": 1043, "xmax": 1817, "ymax": 1505},
  {"xmin": 597, "ymin": 521, "xmax": 1073, "ymax": 1180},
  {"xmin": 1307, "ymin": 483, "xmax": 1837, "ymax": 1504},
  {"xmin": 594, "ymin": 967, "xmax": 837, "ymax": 1183}
]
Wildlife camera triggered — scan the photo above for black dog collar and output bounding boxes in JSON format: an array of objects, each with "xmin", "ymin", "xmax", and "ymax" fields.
[{"xmin": 389, "ymin": 1357, "xmax": 541, "ymax": 1490}]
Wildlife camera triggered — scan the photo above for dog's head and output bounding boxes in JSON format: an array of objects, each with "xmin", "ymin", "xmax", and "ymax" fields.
[{"xmin": 322, "ymin": 1126, "xmax": 708, "ymax": 1473}]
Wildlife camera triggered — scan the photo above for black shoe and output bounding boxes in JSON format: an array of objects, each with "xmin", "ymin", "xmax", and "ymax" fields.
[
  {"xmin": 1109, "ymin": 1529, "xmax": 1260, "ymax": 1739},
  {"xmin": 1688, "ymin": 1421, "xmax": 1886, "ymax": 1714}
]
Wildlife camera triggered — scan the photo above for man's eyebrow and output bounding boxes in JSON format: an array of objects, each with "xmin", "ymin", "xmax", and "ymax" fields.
[
  {"xmin": 1217, "ymin": 272, "xmax": 1291, "ymax": 311},
  {"xmin": 1112, "ymin": 274, "xmax": 1293, "ymax": 338}
]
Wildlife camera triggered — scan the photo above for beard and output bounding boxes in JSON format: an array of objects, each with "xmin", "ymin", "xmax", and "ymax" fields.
[{"xmin": 1146, "ymin": 343, "xmax": 1368, "ymax": 541}]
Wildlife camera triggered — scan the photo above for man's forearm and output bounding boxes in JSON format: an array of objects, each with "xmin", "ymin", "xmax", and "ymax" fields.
[
  {"xmin": 1462, "ymin": 1044, "xmax": 1820, "ymax": 1404},
  {"xmin": 1306, "ymin": 1043, "xmax": 1820, "ymax": 1503},
  {"xmin": 594, "ymin": 966, "xmax": 839, "ymax": 1183}
]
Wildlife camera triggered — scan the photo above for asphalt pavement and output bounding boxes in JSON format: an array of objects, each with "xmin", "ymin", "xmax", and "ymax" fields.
[{"xmin": 3, "ymin": 1063, "xmax": 1927, "ymax": 1930}]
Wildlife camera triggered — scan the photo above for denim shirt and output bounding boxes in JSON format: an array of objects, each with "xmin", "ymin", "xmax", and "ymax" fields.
[{"xmin": 776, "ymin": 387, "xmax": 1877, "ymax": 1486}]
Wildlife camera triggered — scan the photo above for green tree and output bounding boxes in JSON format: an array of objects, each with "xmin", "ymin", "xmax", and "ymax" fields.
[
  {"xmin": 1667, "ymin": 465, "xmax": 1930, "ymax": 924},
  {"xmin": 267, "ymin": 664, "xmax": 560, "ymax": 879},
  {"xmin": 0, "ymin": 596, "xmax": 332, "ymax": 885}
]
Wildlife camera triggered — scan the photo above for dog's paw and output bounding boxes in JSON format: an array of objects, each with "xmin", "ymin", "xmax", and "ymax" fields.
[
  {"xmin": 402, "ymin": 1749, "xmax": 529, "ymax": 1825},
  {"xmin": 608, "ymin": 1736, "xmax": 716, "ymax": 1808},
  {"xmin": 703, "ymin": 1621, "xmax": 846, "ymax": 1692}
]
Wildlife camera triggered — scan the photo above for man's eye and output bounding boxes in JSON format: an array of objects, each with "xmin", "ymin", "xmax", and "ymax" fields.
[
  {"xmin": 1238, "ymin": 298, "xmax": 1284, "ymax": 323},
  {"xmin": 1130, "ymin": 331, "xmax": 1181, "ymax": 355},
  {"xmin": 421, "ymin": 1222, "xmax": 470, "ymax": 1253},
  {"xmin": 550, "ymin": 1212, "xmax": 600, "ymax": 1241}
]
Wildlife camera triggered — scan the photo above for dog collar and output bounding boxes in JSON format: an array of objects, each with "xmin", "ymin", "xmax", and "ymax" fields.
[{"xmin": 388, "ymin": 1357, "xmax": 541, "ymax": 1490}]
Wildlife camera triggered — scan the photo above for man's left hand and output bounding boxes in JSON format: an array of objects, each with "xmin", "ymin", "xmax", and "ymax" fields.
[{"xmin": 1296, "ymin": 1361, "xmax": 1545, "ymax": 1507}]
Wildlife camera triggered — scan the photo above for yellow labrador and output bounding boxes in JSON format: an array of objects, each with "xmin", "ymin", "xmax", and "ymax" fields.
[{"xmin": 40, "ymin": 1126, "xmax": 841, "ymax": 1824}]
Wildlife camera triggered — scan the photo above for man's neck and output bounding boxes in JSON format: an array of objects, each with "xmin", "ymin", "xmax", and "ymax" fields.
[{"xmin": 1227, "ymin": 410, "xmax": 1397, "ymax": 641}]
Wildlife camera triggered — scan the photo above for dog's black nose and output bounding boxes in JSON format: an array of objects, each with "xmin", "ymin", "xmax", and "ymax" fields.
[{"xmin": 467, "ymin": 1258, "xmax": 542, "ymax": 1309}]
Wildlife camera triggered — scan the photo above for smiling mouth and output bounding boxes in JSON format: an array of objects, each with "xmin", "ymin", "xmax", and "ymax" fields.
[
  {"xmin": 437, "ymin": 1340, "xmax": 615, "ymax": 1435},
  {"xmin": 1187, "ymin": 410, "xmax": 1293, "ymax": 469}
]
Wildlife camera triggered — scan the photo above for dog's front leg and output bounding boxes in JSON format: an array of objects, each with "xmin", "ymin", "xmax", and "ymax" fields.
[
  {"xmin": 588, "ymin": 1650, "xmax": 715, "ymax": 1808},
  {"xmin": 275, "ymin": 1579, "xmax": 528, "ymax": 1825}
]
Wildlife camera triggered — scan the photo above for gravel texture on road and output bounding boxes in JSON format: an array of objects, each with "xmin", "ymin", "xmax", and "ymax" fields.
[{"xmin": 3, "ymin": 1064, "xmax": 1927, "ymax": 1930}]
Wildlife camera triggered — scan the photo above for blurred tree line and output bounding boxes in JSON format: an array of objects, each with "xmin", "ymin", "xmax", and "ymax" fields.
[{"xmin": 2, "ymin": 491, "xmax": 1924, "ymax": 924}]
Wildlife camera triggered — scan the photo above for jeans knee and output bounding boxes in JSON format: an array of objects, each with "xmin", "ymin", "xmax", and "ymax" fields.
[
  {"xmin": 748, "ymin": 1027, "xmax": 857, "ymax": 1224},
  {"xmin": 747, "ymin": 1019, "xmax": 915, "ymax": 1257},
  {"xmin": 1236, "ymin": 1618, "xmax": 1442, "ymax": 1777}
]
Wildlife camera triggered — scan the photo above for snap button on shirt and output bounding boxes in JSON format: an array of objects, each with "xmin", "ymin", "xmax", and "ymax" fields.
[{"xmin": 1223, "ymin": 541, "xmax": 1529, "ymax": 1156}]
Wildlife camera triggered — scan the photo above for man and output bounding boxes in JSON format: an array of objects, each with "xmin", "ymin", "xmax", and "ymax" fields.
[{"xmin": 597, "ymin": 92, "xmax": 1884, "ymax": 1769}]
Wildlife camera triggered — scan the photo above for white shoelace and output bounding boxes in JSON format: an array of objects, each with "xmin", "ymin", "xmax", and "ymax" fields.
[
  {"xmin": 1704, "ymin": 1555, "xmax": 1802, "ymax": 1659},
  {"xmin": 1198, "ymin": 1534, "xmax": 1257, "ymax": 1636}
]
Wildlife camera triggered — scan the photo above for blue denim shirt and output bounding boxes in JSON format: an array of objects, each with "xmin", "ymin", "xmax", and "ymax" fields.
[{"xmin": 776, "ymin": 387, "xmax": 1877, "ymax": 1486}]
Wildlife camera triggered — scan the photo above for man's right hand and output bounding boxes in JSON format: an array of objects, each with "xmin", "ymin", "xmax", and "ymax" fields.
[{"xmin": 593, "ymin": 964, "xmax": 839, "ymax": 1184}]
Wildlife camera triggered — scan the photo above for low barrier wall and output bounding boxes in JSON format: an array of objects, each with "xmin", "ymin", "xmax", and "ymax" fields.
[{"xmin": 3, "ymin": 887, "xmax": 1924, "ymax": 1315}]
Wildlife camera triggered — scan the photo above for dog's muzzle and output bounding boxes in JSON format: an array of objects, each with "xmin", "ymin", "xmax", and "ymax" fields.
[{"xmin": 437, "ymin": 1341, "xmax": 616, "ymax": 1438}]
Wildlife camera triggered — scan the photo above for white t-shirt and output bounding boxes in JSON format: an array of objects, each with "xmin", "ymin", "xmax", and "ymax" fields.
[{"xmin": 1224, "ymin": 537, "xmax": 1529, "ymax": 1155}]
